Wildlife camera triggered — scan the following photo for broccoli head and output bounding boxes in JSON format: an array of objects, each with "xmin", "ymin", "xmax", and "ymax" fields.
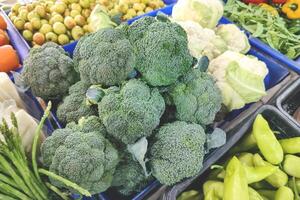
[
  {"xmin": 169, "ymin": 69, "xmax": 222, "ymax": 126},
  {"xmin": 149, "ymin": 121, "xmax": 206, "ymax": 185},
  {"xmin": 56, "ymin": 81, "xmax": 97, "ymax": 125},
  {"xmin": 127, "ymin": 16, "xmax": 194, "ymax": 86},
  {"xmin": 22, "ymin": 42, "xmax": 79, "ymax": 101},
  {"xmin": 73, "ymin": 28, "xmax": 136, "ymax": 86},
  {"xmin": 112, "ymin": 152, "xmax": 153, "ymax": 196},
  {"xmin": 41, "ymin": 128, "xmax": 119, "ymax": 195},
  {"xmin": 66, "ymin": 116, "xmax": 106, "ymax": 135},
  {"xmin": 98, "ymin": 79, "xmax": 165, "ymax": 144}
]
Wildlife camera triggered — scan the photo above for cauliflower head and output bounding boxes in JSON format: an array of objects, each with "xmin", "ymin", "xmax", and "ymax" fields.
[
  {"xmin": 127, "ymin": 16, "xmax": 194, "ymax": 86},
  {"xmin": 22, "ymin": 42, "xmax": 78, "ymax": 101},
  {"xmin": 169, "ymin": 69, "xmax": 222, "ymax": 126},
  {"xmin": 73, "ymin": 28, "xmax": 136, "ymax": 86},
  {"xmin": 98, "ymin": 79, "xmax": 165, "ymax": 144},
  {"xmin": 149, "ymin": 121, "xmax": 206, "ymax": 185},
  {"xmin": 41, "ymin": 128, "xmax": 119, "ymax": 194},
  {"xmin": 57, "ymin": 81, "xmax": 97, "ymax": 125}
]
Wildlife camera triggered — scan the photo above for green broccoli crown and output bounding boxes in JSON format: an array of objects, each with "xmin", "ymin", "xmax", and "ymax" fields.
[
  {"xmin": 170, "ymin": 69, "xmax": 222, "ymax": 126},
  {"xmin": 66, "ymin": 116, "xmax": 107, "ymax": 135},
  {"xmin": 127, "ymin": 16, "xmax": 194, "ymax": 86},
  {"xmin": 112, "ymin": 153, "xmax": 153, "ymax": 196},
  {"xmin": 73, "ymin": 28, "xmax": 136, "ymax": 86},
  {"xmin": 98, "ymin": 79, "xmax": 165, "ymax": 145},
  {"xmin": 57, "ymin": 81, "xmax": 97, "ymax": 125},
  {"xmin": 149, "ymin": 121, "xmax": 206, "ymax": 185},
  {"xmin": 22, "ymin": 42, "xmax": 79, "ymax": 100},
  {"xmin": 41, "ymin": 128, "xmax": 119, "ymax": 195}
]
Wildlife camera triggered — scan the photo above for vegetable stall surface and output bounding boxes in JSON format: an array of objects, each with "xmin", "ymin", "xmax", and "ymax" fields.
[
  {"xmin": 177, "ymin": 111, "xmax": 300, "ymax": 200},
  {"xmin": 225, "ymin": 0, "xmax": 300, "ymax": 59}
]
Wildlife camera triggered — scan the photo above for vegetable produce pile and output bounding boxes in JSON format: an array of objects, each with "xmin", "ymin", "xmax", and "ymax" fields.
[
  {"xmin": 178, "ymin": 114, "xmax": 300, "ymax": 200},
  {"xmin": 0, "ymin": 14, "xmax": 20, "ymax": 73},
  {"xmin": 225, "ymin": 0, "xmax": 300, "ymax": 59},
  {"xmin": 7, "ymin": 0, "xmax": 283, "ymax": 198}
]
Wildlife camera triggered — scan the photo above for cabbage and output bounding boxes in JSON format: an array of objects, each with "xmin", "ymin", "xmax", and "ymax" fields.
[
  {"xmin": 88, "ymin": 5, "xmax": 117, "ymax": 33},
  {"xmin": 209, "ymin": 51, "xmax": 269, "ymax": 111},
  {"xmin": 216, "ymin": 24, "xmax": 250, "ymax": 54},
  {"xmin": 176, "ymin": 21, "xmax": 227, "ymax": 60},
  {"xmin": 172, "ymin": 0, "xmax": 224, "ymax": 29}
]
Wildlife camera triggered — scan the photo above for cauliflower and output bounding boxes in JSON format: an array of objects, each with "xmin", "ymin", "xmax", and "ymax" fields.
[
  {"xmin": 176, "ymin": 20, "xmax": 227, "ymax": 60},
  {"xmin": 41, "ymin": 128, "xmax": 119, "ymax": 195},
  {"xmin": 209, "ymin": 51, "xmax": 269, "ymax": 111},
  {"xmin": 73, "ymin": 28, "xmax": 136, "ymax": 86},
  {"xmin": 98, "ymin": 79, "xmax": 165, "ymax": 144},
  {"xmin": 22, "ymin": 42, "xmax": 79, "ymax": 101},
  {"xmin": 215, "ymin": 24, "xmax": 250, "ymax": 54},
  {"xmin": 169, "ymin": 68, "xmax": 222, "ymax": 126},
  {"xmin": 149, "ymin": 121, "xmax": 206, "ymax": 185},
  {"xmin": 127, "ymin": 16, "xmax": 194, "ymax": 86},
  {"xmin": 172, "ymin": 0, "xmax": 224, "ymax": 29}
]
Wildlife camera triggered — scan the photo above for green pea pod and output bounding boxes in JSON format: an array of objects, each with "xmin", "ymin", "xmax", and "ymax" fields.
[
  {"xmin": 224, "ymin": 156, "xmax": 249, "ymax": 200},
  {"xmin": 230, "ymin": 134, "xmax": 257, "ymax": 154},
  {"xmin": 203, "ymin": 181, "xmax": 223, "ymax": 198},
  {"xmin": 249, "ymin": 187, "xmax": 264, "ymax": 200},
  {"xmin": 275, "ymin": 186, "xmax": 294, "ymax": 200},
  {"xmin": 253, "ymin": 154, "xmax": 288, "ymax": 188},
  {"xmin": 257, "ymin": 190, "xmax": 276, "ymax": 200},
  {"xmin": 252, "ymin": 114, "xmax": 283, "ymax": 165},
  {"xmin": 177, "ymin": 190, "xmax": 201, "ymax": 200},
  {"xmin": 279, "ymin": 137, "xmax": 300, "ymax": 154},
  {"xmin": 244, "ymin": 165, "xmax": 278, "ymax": 184},
  {"xmin": 283, "ymin": 155, "xmax": 300, "ymax": 178},
  {"xmin": 238, "ymin": 153, "xmax": 254, "ymax": 167}
]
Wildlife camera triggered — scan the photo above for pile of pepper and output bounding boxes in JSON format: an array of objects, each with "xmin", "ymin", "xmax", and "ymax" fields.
[{"xmin": 178, "ymin": 114, "xmax": 300, "ymax": 200}]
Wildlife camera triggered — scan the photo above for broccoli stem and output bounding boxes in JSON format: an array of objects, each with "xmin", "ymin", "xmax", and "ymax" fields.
[
  {"xmin": 0, "ymin": 155, "xmax": 34, "ymax": 198},
  {"xmin": 45, "ymin": 182, "xmax": 70, "ymax": 200},
  {"xmin": 0, "ymin": 181, "xmax": 31, "ymax": 200},
  {"xmin": 38, "ymin": 169, "xmax": 91, "ymax": 197},
  {"xmin": 32, "ymin": 102, "xmax": 52, "ymax": 182}
]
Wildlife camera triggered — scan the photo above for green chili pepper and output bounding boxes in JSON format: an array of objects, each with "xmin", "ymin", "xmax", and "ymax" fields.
[
  {"xmin": 244, "ymin": 165, "xmax": 278, "ymax": 184},
  {"xmin": 257, "ymin": 190, "xmax": 276, "ymax": 200},
  {"xmin": 280, "ymin": 137, "xmax": 300, "ymax": 154},
  {"xmin": 275, "ymin": 186, "xmax": 294, "ymax": 200},
  {"xmin": 249, "ymin": 187, "xmax": 264, "ymax": 200},
  {"xmin": 252, "ymin": 114, "xmax": 283, "ymax": 165},
  {"xmin": 224, "ymin": 156, "xmax": 249, "ymax": 200},
  {"xmin": 203, "ymin": 180, "xmax": 223, "ymax": 199},
  {"xmin": 283, "ymin": 155, "xmax": 300, "ymax": 178},
  {"xmin": 177, "ymin": 190, "xmax": 201, "ymax": 200},
  {"xmin": 253, "ymin": 154, "xmax": 288, "ymax": 188},
  {"xmin": 238, "ymin": 153, "xmax": 254, "ymax": 167}
]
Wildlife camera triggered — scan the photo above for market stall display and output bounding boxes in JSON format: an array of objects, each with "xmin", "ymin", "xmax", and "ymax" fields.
[
  {"xmin": 175, "ymin": 105, "xmax": 300, "ymax": 200},
  {"xmin": 2, "ymin": 0, "xmax": 300, "ymax": 199}
]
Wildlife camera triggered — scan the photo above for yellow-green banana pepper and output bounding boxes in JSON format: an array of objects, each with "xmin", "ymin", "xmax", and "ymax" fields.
[
  {"xmin": 253, "ymin": 154, "xmax": 288, "ymax": 188},
  {"xmin": 177, "ymin": 190, "xmax": 201, "ymax": 200},
  {"xmin": 275, "ymin": 186, "xmax": 294, "ymax": 200},
  {"xmin": 279, "ymin": 137, "xmax": 300, "ymax": 154},
  {"xmin": 224, "ymin": 156, "xmax": 249, "ymax": 200},
  {"xmin": 252, "ymin": 114, "xmax": 283, "ymax": 165},
  {"xmin": 283, "ymin": 154, "xmax": 300, "ymax": 178},
  {"xmin": 238, "ymin": 153, "xmax": 255, "ymax": 167},
  {"xmin": 244, "ymin": 165, "xmax": 278, "ymax": 184}
]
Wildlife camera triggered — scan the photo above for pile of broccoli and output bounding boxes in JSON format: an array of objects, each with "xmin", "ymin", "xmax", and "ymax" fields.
[{"xmin": 36, "ymin": 14, "xmax": 225, "ymax": 199}]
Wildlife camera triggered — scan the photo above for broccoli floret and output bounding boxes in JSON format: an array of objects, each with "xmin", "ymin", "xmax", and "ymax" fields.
[
  {"xmin": 41, "ymin": 128, "xmax": 119, "ymax": 195},
  {"xmin": 98, "ymin": 79, "xmax": 165, "ymax": 144},
  {"xmin": 149, "ymin": 121, "xmax": 206, "ymax": 185},
  {"xmin": 22, "ymin": 42, "xmax": 79, "ymax": 100},
  {"xmin": 112, "ymin": 153, "xmax": 153, "ymax": 196},
  {"xmin": 73, "ymin": 28, "xmax": 136, "ymax": 86},
  {"xmin": 127, "ymin": 16, "xmax": 194, "ymax": 86},
  {"xmin": 66, "ymin": 116, "xmax": 106, "ymax": 135},
  {"xmin": 169, "ymin": 69, "xmax": 222, "ymax": 126},
  {"xmin": 57, "ymin": 81, "xmax": 97, "ymax": 125}
]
